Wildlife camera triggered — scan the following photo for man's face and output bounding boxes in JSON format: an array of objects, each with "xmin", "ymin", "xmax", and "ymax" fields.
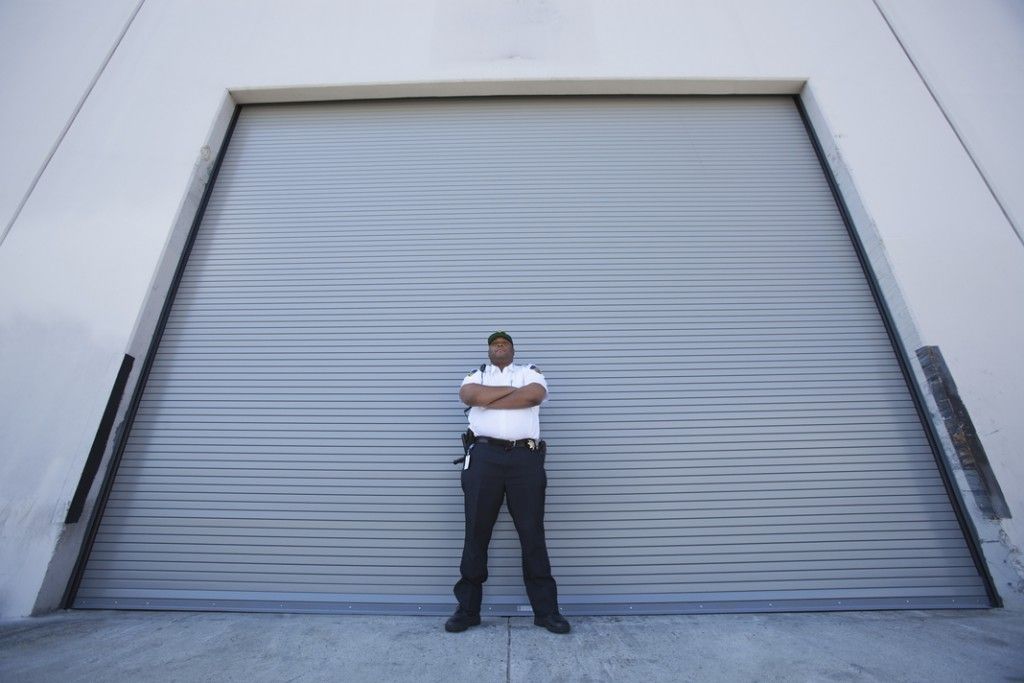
[{"xmin": 488, "ymin": 338, "xmax": 514, "ymax": 367}]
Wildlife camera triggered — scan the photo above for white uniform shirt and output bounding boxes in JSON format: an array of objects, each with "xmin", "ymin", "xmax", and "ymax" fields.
[{"xmin": 460, "ymin": 363, "xmax": 549, "ymax": 440}]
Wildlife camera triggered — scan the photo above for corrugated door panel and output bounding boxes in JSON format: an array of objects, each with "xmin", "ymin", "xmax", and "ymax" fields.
[{"xmin": 74, "ymin": 97, "xmax": 989, "ymax": 614}]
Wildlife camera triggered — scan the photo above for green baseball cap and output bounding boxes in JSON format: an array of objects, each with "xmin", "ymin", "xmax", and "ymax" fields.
[{"xmin": 487, "ymin": 331, "xmax": 513, "ymax": 345}]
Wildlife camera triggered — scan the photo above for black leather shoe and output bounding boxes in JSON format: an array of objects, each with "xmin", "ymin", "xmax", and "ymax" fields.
[
  {"xmin": 534, "ymin": 612, "xmax": 571, "ymax": 634},
  {"xmin": 444, "ymin": 609, "xmax": 481, "ymax": 632}
]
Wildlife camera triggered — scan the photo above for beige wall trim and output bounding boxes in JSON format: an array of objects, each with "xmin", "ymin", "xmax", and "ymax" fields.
[{"xmin": 230, "ymin": 78, "xmax": 807, "ymax": 105}]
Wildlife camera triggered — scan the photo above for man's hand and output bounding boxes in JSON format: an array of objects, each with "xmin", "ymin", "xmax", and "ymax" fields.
[{"xmin": 461, "ymin": 382, "xmax": 546, "ymax": 409}]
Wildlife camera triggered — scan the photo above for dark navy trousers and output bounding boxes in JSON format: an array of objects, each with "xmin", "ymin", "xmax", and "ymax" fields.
[{"xmin": 453, "ymin": 441, "xmax": 559, "ymax": 617}]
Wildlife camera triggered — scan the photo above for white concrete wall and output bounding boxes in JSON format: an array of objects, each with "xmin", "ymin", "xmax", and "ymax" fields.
[
  {"xmin": 1, "ymin": 0, "xmax": 1022, "ymax": 617},
  {"xmin": 0, "ymin": 0, "xmax": 142, "ymax": 241},
  {"xmin": 878, "ymin": 0, "xmax": 1024, "ymax": 239},
  {"xmin": 0, "ymin": 0, "xmax": 145, "ymax": 617},
  {"xmin": 876, "ymin": 0, "xmax": 1024, "ymax": 566}
]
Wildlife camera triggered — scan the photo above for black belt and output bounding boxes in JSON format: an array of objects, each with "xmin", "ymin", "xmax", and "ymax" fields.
[{"xmin": 474, "ymin": 436, "xmax": 541, "ymax": 451}]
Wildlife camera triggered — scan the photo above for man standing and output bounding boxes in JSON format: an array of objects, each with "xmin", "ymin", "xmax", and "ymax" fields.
[{"xmin": 445, "ymin": 331, "xmax": 571, "ymax": 634}]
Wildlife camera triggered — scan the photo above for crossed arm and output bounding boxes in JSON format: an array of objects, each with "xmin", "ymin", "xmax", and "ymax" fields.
[{"xmin": 460, "ymin": 382, "xmax": 547, "ymax": 409}]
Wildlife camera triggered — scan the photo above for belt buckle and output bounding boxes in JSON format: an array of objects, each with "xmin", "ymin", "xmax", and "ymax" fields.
[{"xmin": 526, "ymin": 439, "xmax": 536, "ymax": 451}]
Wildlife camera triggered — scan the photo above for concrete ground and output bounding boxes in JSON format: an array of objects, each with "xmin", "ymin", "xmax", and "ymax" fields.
[{"xmin": 1, "ymin": 609, "xmax": 1023, "ymax": 682}]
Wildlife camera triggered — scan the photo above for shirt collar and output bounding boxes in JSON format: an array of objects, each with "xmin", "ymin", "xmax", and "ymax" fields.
[{"xmin": 487, "ymin": 363, "xmax": 515, "ymax": 374}]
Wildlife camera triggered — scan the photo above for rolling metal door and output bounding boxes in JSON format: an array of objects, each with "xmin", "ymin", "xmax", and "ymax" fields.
[{"xmin": 74, "ymin": 97, "xmax": 990, "ymax": 614}]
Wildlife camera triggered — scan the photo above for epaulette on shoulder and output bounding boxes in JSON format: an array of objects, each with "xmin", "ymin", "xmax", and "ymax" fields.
[
  {"xmin": 466, "ymin": 364, "xmax": 486, "ymax": 377},
  {"xmin": 529, "ymin": 364, "xmax": 543, "ymax": 374}
]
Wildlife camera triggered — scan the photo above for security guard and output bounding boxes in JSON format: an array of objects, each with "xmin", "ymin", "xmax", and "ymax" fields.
[{"xmin": 445, "ymin": 331, "xmax": 571, "ymax": 634}]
